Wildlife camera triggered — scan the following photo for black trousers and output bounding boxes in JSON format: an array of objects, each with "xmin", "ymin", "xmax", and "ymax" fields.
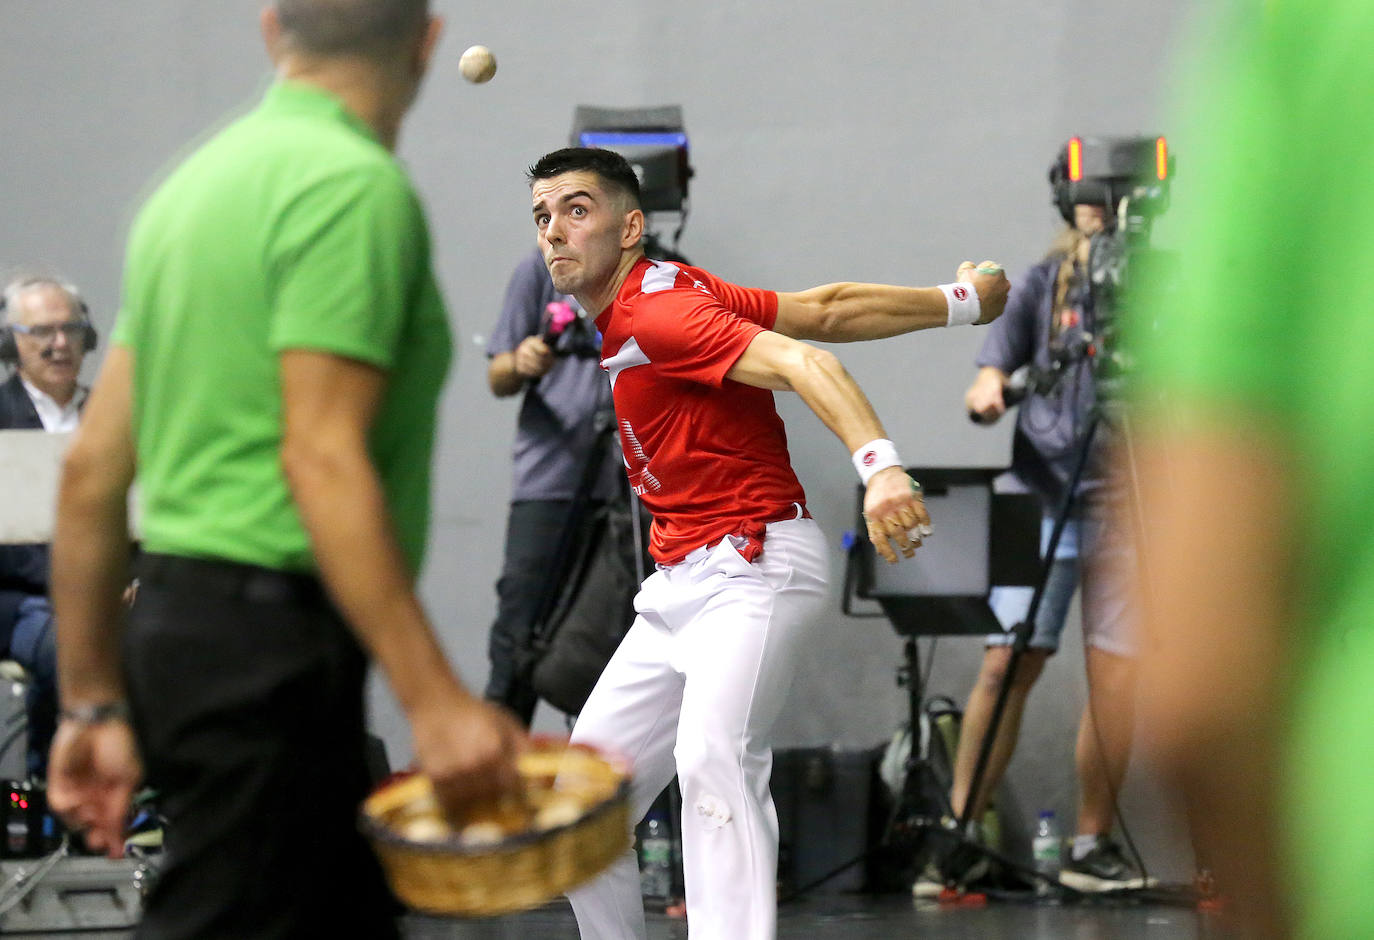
[
  {"xmin": 484, "ymin": 499, "xmax": 592, "ymax": 724},
  {"xmin": 125, "ymin": 553, "xmax": 399, "ymax": 939}
]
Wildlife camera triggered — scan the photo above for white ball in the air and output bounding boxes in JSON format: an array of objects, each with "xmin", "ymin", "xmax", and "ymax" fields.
[{"xmin": 460, "ymin": 45, "xmax": 497, "ymax": 84}]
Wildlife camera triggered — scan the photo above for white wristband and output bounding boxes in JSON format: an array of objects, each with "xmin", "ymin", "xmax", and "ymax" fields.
[
  {"xmin": 938, "ymin": 282, "xmax": 981, "ymax": 327},
  {"xmin": 852, "ymin": 438, "xmax": 903, "ymax": 485}
]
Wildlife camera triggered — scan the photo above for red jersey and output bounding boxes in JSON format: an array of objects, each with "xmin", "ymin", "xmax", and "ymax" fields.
[{"xmin": 596, "ymin": 256, "xmax": 807, "ymax": 565}]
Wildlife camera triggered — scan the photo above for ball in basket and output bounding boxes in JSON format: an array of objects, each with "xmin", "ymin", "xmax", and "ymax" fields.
[{"xmin": 360, "ymin": 738, "xmax": 631, "ymax": 917}]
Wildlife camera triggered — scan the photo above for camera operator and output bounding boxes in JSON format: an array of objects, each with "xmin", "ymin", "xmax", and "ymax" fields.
[
  {"xmin": 939, "ymin": 197, "xmax": 1148, "ymax": 894},
  {"xmin": 0, "ymin": 274, "xmax": 95, "ymax": 778},
  {"xmin": 484, "ymin": 246, "xmax": 621, "ymax": 725}
]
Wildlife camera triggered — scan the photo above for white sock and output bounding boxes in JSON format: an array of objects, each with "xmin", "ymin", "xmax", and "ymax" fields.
[{"xmin": 1071, "ymin": 834, "xmax": 1101, "ymax": 861}]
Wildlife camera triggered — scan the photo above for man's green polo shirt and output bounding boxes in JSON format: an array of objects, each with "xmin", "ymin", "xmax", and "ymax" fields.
[
  {"xmin": 1135, "ymin": 1, "xmax": 1374, "ymax": 934},
  {"xmin": 113, "ymin": 81, "xmax": 451, "ymax": 574}
]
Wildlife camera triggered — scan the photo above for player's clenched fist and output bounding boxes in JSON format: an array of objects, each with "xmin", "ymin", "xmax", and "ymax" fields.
[{"xmin": 957, "ymin": 260, "xmax": 1011, "ymax": 325}]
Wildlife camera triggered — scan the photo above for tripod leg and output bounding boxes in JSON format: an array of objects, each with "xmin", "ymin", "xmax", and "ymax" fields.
[{"xmin": 958, "ymin": 414, "xmax": 1101, "ymax": 834}]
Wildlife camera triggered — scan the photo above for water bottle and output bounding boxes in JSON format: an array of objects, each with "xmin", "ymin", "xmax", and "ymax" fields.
[
  {"xmin": 1031, "ymin": 809, "xmax": 1062, "ymax": 897},
  {"xmin": 639, "ymin": 810, "xmax": 673, "ymax": 900}
]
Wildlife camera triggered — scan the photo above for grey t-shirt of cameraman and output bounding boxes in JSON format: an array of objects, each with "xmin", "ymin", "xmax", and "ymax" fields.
[{"xmin": 486, "ymin": 248, "xmax": 620, "ymax": 503}]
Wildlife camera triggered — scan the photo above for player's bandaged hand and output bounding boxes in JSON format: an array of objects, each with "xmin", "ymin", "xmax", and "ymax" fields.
[{"xmin": 862, "ymin": 467, "xmax": 933, "ymax": 564}]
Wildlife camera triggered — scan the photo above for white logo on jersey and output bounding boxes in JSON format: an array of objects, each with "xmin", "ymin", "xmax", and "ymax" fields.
[
  {"xmin": 601, "ymin": 336, "xmax": 650, "ymax": 391},
  {"xmin": 641, "ymin": 260, "xmax": 680, "ymax": 294},
  {"xmin": 643, "ymin": 259, "xmax": 711, "ymax": 298}
]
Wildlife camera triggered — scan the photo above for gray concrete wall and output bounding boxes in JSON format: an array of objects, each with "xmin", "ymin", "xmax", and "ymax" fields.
[{"xmin": 1, "ymin": 0, "xmax": 1199, "ymax": 881}]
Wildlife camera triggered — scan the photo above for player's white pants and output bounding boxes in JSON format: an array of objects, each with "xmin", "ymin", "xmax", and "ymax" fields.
[{"xmin": 567, "ymin": 515, "xmax": 829, "ymax": 940}]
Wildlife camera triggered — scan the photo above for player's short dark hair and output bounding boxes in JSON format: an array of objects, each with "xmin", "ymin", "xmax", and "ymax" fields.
[
  {"xmin": 527, "ymin": 148, "xmax": 643, "ymax": 211},
  {"xmin": 275, "ymin": 0, "xmax": 429, "ymax": 58}
]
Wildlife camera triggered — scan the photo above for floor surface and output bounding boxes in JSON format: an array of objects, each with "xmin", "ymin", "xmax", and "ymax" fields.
[{"xmin": 403, "ymin": 891, "xmax": 1239, "ymax": 939}]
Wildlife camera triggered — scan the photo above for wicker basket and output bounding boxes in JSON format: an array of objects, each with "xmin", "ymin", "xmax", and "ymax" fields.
[{"xmin": 360, "ymin": 739, "xmax": 631, "ymax": 917}]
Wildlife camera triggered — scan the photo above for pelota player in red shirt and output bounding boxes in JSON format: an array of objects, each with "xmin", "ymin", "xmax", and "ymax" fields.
[{"xmin": 528, "ymin": 147, "xmax": 1008, "ymax": 939}]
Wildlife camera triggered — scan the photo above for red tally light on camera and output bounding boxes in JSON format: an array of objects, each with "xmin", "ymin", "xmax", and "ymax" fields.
[
  {"xmin": 1067, "ymin": 137, "xmax": 1083, "ymax": 182},
  {"xmin": 1156, "ymin": 137, "xmax": 1169, "ymax": 180}
]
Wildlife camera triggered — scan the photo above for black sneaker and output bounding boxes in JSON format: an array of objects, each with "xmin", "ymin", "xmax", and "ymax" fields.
[{"xmin": 1060, "ymin": 839, "xmax": 1154, "ymax": 892}]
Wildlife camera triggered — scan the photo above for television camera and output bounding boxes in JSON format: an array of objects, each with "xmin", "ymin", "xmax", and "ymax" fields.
[{"xmin": 1001, "ymin": 135, "xmax": 1176, "ymax": 409}]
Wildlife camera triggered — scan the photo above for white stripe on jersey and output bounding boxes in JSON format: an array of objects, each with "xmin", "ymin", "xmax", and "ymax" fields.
[
  {"xmin": 603, "ymin": 260, "xmax": 684, "ymax": 495},
  {"xmin": 641, "ymin": 260, "xmax": 681, "ymax": 294},
  {"xmin": 601, "ymin": 336, "xmax": 651, "ymax": 391}
]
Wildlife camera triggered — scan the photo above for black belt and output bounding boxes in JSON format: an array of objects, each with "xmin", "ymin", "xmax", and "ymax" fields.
[{"xmin": 137, "ymin": 553, "xmax": 326, "ymax": 607}]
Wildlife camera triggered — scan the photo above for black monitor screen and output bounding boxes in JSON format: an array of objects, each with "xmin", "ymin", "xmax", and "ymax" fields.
[{"xmin": 579, "ymin": 131, "xmax": 689, "ymax": 213}]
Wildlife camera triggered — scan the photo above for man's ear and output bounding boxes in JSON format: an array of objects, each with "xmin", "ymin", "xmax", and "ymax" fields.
[
  {"xmin": 621, "ymin": 208, "xmax": 645, "ymax": 250},
  {"xmin": 414, "ymin": 14, "xmax": 444, "ymax": 77},
  {"xmin": 260, "ymin": 5, "xmax": 285, "ymax": 64}
]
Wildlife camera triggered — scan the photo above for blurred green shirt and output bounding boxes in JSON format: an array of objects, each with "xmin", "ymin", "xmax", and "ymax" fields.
[
  {"xmin": 114, "ymin": 81, "xmax": 451, "ymax": 574},
  {"xmin": 1135, "ymin": 2, "xmax": 1374, "ymax": 935}
]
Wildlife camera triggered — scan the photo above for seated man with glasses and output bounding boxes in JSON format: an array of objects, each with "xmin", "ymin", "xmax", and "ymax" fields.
[{"xmin": 1, "ymin": 274, "xmax": 96, "ymax": 777}]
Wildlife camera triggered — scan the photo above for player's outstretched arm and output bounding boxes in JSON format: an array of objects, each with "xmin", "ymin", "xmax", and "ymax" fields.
[
  {"xmin": 773, "ymin": 262, "xmax": 1009, "ymax": 342},
  {"xmin": 726, "ymin": 331, "xmax": 928, "ymax": 563}
]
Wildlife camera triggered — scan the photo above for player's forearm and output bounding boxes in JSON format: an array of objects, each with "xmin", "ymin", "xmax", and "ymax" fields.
[
  {"xmin": 727, "ymin": 332, "xmax": 888, "ymax": 451},
  {"xmin": 777, "ymin": 283, "xmax": 950, "ymax": 342},
  {"xmin": 781, "ymin": 344, "xmax": 889, "ymax": 452},
  {"xmin": 51, "ymin": 450, "xmax": 133, "ymax": 707},
  {"xmin": 487, "ymin": 352, "xmax": 525, "ymax": 397},
  {"xmin": 283, "ymin": 440, "xmax": 471, "ymax": 713}
]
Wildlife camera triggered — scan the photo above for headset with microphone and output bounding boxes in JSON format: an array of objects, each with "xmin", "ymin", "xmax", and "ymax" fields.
[{"xmin": 0, "ymin": 277, "xmax": 99, "ymax": 368}]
